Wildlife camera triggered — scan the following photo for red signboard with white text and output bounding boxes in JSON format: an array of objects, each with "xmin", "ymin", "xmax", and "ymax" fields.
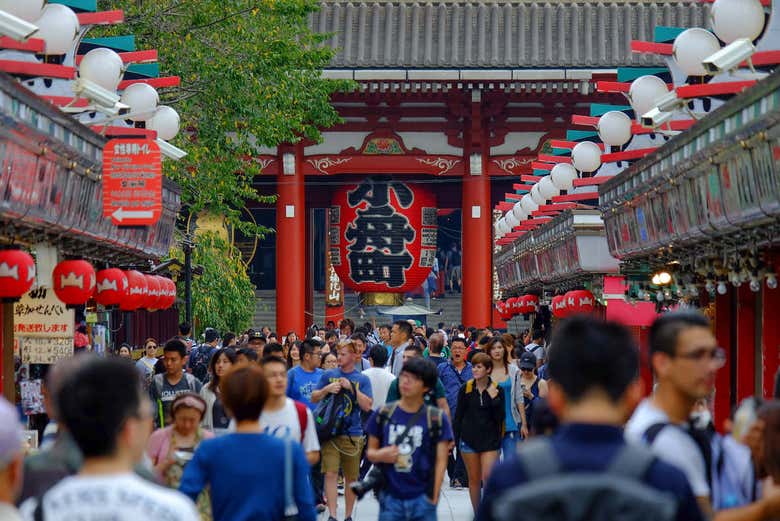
[{"xmin": 103, "ymin": 138, "xmax": 162, "ymax": 227}]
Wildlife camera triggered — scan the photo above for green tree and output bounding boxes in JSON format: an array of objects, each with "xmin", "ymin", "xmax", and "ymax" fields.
[
  {"xmin": 101, "ymin": 0, "xmax": 354, "ymax": 235},
  {"xmin": 171, "ymin": 232, "xmax": 256, "ymax": 334}
]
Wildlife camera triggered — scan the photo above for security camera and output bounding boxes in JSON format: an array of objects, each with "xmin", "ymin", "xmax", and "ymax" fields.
[
  {"xmin": 156, "ymin": 138, "xmax": 187, "ymax": 160},
  {"xmin": 641, "ymin": 107, "xmax": 674, "ymax": 129},
  {"xmin": 0, "ymin": 10, "xmax": 39, "ymax": 41},
  {"xmin": 655, "ymin": 91, "xmax": 683, "ymax": 112},
  {"xmin": 702, "ymin": 38, "xmax": 756, "ymax": 74},
  {"xmin": 71, "ymin": 78, "xmax": 121, "ymax": 108}
]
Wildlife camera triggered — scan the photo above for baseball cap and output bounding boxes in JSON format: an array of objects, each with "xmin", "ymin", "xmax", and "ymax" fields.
[
  {"xmin": 518, "ymin": 351, "xmax": 537, "ymax": 370},
  {"xmin": 0, "ymin": 396, "xmax": 23, "ymax": 466},
  {"xmin": 248, "ymin": 331, "xmax": 266, "ymax": 341}
]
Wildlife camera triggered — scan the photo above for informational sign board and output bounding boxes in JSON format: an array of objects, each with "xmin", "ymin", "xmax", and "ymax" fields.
[
  {"xmin": 20, "ymin": 379, "xmax": 45, "ymax": 415},
  {"xmin": 103, "ymin": 138, "xmax": 162, "ymax": 227},
  {"xmin": 14, "ymin": 288, "xmax": 74, "ymax": 338},
  {"xmin": 20, "ymin": 337, "xmax": 74, "ymax": 364}
]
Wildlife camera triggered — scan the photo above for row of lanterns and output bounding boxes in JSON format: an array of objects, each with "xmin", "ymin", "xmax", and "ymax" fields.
[
  {"xmin": 0, "ymin": 249, "xmax": 176, "ymax": 311},
  {"xmin": 496, "ymin": 294, "xmax": 540, "ymax": 321},
  {"xmin": 495, "ymin": 289, "xmax": 597, "ymax": 320}
]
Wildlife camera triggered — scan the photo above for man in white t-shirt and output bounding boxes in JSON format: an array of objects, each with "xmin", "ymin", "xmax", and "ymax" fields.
[
  {"xmin": 260, "ymin": 355, "xmax": 320, "ymax": 465},
  {"xmin": 626, "ymin": 311, "xmax": 780, "ymax": 521},
  {"xmin": 362, "ymin": 345, "xmax": 395, "ymax": 410},
  {"xmin": 21, "ymin": 357, "xmax": 198, "ymax": 521}
]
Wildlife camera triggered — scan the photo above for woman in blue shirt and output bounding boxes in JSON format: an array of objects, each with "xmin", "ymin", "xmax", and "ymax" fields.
[
  {"xmin": 180, "ymin": 365, "xmax": 316, "ymax": 521},
  {"xmin": 487, "ymin": 339, "xmax": 526, "ymax": 456}
]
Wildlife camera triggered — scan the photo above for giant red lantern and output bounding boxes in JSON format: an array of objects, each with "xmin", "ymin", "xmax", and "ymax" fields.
[
  {"xmin": 0, "ymin": 249, "xmax": 35, "ymax": 301},
  {"xmin": 53, "ymin": 260, "xmax": 95, "ymax": 305},
  {"xmin": 95, "ymin": 268, "xmax": 128, "ymax": 307},
  {"xmin": 551, "ymin": 294, "xmax": 568, "ymax": 318},
  {"xmin": 120, "ymin": 270, "xmax": 149, "ymax": 311},
  {"xmin": 330, "ymin": 177, "xmax": 437, "ymax": 293},
  {"xmin": 566, "ymin": 289, "xmax": 596, "ymax": 315},
  {"xmin": 517, "ymin": 294, "xmax": 540, "ymax": 315},
  {"xmin": 144, "ymin": 274, "xmax": 162, "ymax": 310}
]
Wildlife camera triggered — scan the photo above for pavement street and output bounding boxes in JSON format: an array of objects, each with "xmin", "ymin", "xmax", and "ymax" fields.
[{"xmin": 327, "ymin": 482, "xmax": 475, "ymax": 521}]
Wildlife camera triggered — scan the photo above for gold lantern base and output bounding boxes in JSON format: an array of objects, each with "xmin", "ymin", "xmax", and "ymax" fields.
[{"xmin": 362, "ymin": 292, "xmax": 404, "ymax": 307}]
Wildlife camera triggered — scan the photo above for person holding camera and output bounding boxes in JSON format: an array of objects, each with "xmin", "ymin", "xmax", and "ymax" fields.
[{"xmin": 364, "ymin": 358, "xmax": 453, "ymax": 521}]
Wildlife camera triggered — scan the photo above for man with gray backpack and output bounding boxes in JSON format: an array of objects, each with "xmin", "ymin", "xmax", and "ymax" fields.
[{"xmin": 476, "ymin": 316, "xmax": 705, "ymax": 521}]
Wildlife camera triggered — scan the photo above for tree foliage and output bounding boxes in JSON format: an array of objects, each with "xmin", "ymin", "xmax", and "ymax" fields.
[
  {"xmin": 100, "ymin": 0, "xmax": 353, "ymax": 235},
  {"xmin": 171, "ymin": 232, "xmax": 256, "ymax": 334}
]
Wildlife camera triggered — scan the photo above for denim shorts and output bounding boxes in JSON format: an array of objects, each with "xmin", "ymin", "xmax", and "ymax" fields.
[
  {"xmin": 379, "ymin": 493, "xmax": 437, "ymax": 521},
  {"xmin": 459, "ymin": 440, "xmax": 476, "ymax": 454}
]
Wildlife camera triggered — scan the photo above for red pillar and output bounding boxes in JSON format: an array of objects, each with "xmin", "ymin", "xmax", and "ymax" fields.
[
  {"xmin": 276, "ymin": 144, "xmax": 306, "ymax": 337},
  {"xmin": 304, "ymin": 208, "xmax": 314, "ymax": 330},
  {"xmin": 461, "ymin": 89, "xmax": 492, "ymax": 328},
  {"xmin": 736, "ymin": 285, "xmax": 757, "ymax": 402},
  {"xmin": 714, "ymin": 291, "xmax": 734, "ymax": 430},
  {"xmin": 762, "ymin": 252, "xmax": 780, "ymax": 398}
]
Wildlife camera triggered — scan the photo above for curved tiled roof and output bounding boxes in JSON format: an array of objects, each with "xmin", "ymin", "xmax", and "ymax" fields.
[{"xmin": 311, "ymin": 1, "xmax": 710, "ymax": 69}]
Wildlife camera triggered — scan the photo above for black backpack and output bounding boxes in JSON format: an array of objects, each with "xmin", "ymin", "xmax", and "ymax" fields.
[
  {"xmin": 644, "ymin": 421, "xmax": 714, "ymax": 491},
  {"xmin": 189, "ymin": 344, "xmax": 212, "ymax": 383},
  {"xmin": 492, "ymin": 438, "xmax": 678, "ymax": 521},
  {"xmin": 314, "ymin": 383, "xmax": 356, "ymax": 442}
]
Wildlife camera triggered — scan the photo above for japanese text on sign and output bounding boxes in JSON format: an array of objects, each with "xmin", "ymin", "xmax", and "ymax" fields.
[
  {"xmin": 20, "ymin": 337, "xmax": 74, "ymax": 364},
  {"xmin": 14, "ymin": 288, "xmax": 74, "ymax": 338},
  {"xmin": 103, "ymin": 138, "xmax": 162, "ymax": 226}
]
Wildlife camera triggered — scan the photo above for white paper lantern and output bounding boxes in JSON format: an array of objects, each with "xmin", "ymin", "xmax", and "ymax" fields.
[
  {"xmin": 628, "ymin": 75, "xmax": 670, "ymax": 120},
  {"xmin": 551, "ymin": 163, "xmax": 578, "ymax": 191},
  {"xmin": 0, "ymin": 0, "xmax": 44, "ymax": 21},
  {"xmin": 146, "ymin": 106, "xmax": 180, "ymax": 141},
  {"xmin": 673, "ymin": 28, "xmax": 721, "ymax": 76},
  {"xmin": 505, "ymin": 211, "xmax": 520, "ymax": 229},
  {"xmin": 34, "ymin": 4, "xmax": 80, "ymax": 55},
  {"xmin": 531, "ymin": 183, "xmax": 546, "ymax": 205},
  {"xmin": 711, "ymin": 0, "xmax": 765, "ymax": 43},
  {"xmin": 571, "ymin": 142, "xmax": 602, "ymax": 173},
  {"xmin": 598, "ymin": 111, "xmax": 633, "ymax": 147},
  {"xmin": 538, "ymin": 176, "xmax": 560, "ymax": 200},
  {"xmin": 497, "ymin": 218, "xmax": 510, "ymax": 234},
  {"xmin": 512, "ymin": 201, "xmax": 527, "ymax": 221},
  {"xmin": 520, "ymin": 194, "xmax": 539, "ymax": 215},
  {"xmin": 79, "ymin": 48, "xmax": 124, "ymax": 91},
  {"xmin": 120, "ymin": 83, "xmax": 159, "ymax": 122}
]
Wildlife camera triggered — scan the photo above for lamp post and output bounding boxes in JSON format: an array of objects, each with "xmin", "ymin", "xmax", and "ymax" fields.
[{"xmin": 182, "ymin": 233, "xmax": 194, "ymax": 327}]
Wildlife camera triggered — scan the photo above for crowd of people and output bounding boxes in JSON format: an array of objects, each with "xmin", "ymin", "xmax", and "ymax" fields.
[{"xmin": 1, "ymin": 312, "xmax": 780, "ymax": 521}]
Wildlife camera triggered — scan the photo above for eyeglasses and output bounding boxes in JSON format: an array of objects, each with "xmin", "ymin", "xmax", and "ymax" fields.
[
  {"xmin": 519, "ymin": 367, "xmax": 534, "ymax": 372},
  {"xmin": 146, "ymin": 345, "xmax": 157, "ymax": 349},
  {"xmin": 674, "ymin": 346, "xmax": 726, "ymax": 368}
]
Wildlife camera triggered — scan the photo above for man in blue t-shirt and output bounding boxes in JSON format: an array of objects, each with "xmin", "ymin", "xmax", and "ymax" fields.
[
  {"xmin": 287, "ymin": 339, "xmax": 323, "ymax": 410},
  {"xmin": 366, "ymin": 358, "xmax": 453, "ymax": 521},
  {"xmin": 311, "ymin": 341, "xmax": 373, "ymax": 521},
  {"xmin": 475, "ymin": 317, "xmax": 705, "ymax": 521}
]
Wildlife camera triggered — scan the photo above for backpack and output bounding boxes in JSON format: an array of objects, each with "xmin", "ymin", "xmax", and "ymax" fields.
[
  {"xmin": 189, "ymin": 344, "xmax": 212, "ymax": 383},
  {"xmin": 313, "ymin": 383, "xmax": 355, "ymax": 442},
  {"xmin": 643, "ymin": 422, "xmax": 713, "ymax": 492},
  {"xmin": 152, "ymin": 373, "xmax": 201, "ymax": 427},
  {"xmin": 376, "ymin": 402, "xmax": 443, "ymax": 444},
  {"xmin": 492, "ymin": 438, "xmax": 678, "ymax": 521},
  {"xmin": 293, "ymin": 400, "xmax": 308, "ymax": 443}
]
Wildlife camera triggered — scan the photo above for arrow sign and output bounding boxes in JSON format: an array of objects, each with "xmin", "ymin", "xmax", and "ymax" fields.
[{"xmin": 103, "ymin": 139, "xmax": 162, "ymax": 227}]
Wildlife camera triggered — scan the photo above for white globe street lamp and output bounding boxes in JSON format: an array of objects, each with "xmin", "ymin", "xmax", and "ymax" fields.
[
  {"xmin": 598, "ymin": 111, "xmax": 633, "ymax": 147},
  {"xmin": 571, "ymin": 141, "xmax": 602, "ymax": 173},
  {"xmin": 711, "ymin": 0, "xmax": 766, "ymax": 43},
  {"xmin": 628, "ymin": 75, "xmax": 670, "ymax": 120},
  {"xmin": 120, "ymin": 83, "xmax": 159, "ymax": 122},
  {"xmin": 34, "ymin": 4, "xmax": 80, "ymax": 55},
  {"xmin": 673, "ymin": 28, "xmax": 722, "ymax": 76},
  {"xmin": 551, "ymin": 163, "xmax": 578, "ymax": 191},
  {"xmin": 146, "ymin": 106, "xmax": 180, "ymax": 141},
  {"xmin": 79, "ymin": 47, "xmax": 124, "ymax": 91}
]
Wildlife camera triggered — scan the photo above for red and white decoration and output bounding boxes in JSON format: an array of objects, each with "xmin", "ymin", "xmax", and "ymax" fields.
[
  {"xmin": 330, "ymin": 177, "xmax": 437, "ymax": 293},
  {"xmin": 143, "ymin": 274, "xmax": 162, "ymax": 310},
  {"xmin": 119, "ymin": 270, "xmax": 148, "ymax": 311},
  {"xmin": 52, "ymin": 260, "xmax": 95, "ymax": 305},
  {"xmin": 95, "ymin": 268, "xmax": 128, "ymax": 307},
  {"xmin": 565, "ymin": 289, "xmax": 596, "ymax": 315},
  {"xmin": 0, "ymin": 249, "xmax": 36, "ymax": 301}
]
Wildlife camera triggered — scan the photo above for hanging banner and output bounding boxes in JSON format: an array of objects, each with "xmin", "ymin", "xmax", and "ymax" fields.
[
  {"xmin": 103, "ymin": 138, "xmax": 162, "ymax": 226},
  {"xmin": 330, "ymin": 176, "xmax": 437, "ymax": 293}
]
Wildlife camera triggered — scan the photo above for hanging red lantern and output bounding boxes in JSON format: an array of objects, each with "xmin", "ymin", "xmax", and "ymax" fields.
[
  {"xmin": 517, "ymin": 294, "xmax": 540, "ymax": 315},
  {"xmin": 505, "ymin": 296, "xmax": 519, "ymax": 317},
  {"xmin": 95, "ymin": 268, "xmax": 128, "ymax": 307},
  {"xmin": 330, "ymin": 177, "xmax": 437, "ymax": 293},
  {"xmin": 0, "ymin": 249, "xmax": 35, "ymax": 301},
  {"xmin": 551, "ymin": 294, "xmax": 568, "ymax": 318},
  {"xmin": 143, "ymin": 275, "xmax": 162, "ymax": 310},
  {"xmin": 120, "ymin": 270, "xmax": 149, "ymax": 311},
  {"xmin": 567, "ymin": 289, "xmax": 596, "ymax": 315},
  {"xmin": 155, "ymin": 277, "xmax": 175, "ymax": 309},
  {"xmin": 52, "ymin": 260, "xmax": 95, "ymax": 306},
  {"xmin": 496, "ymin": 300, "xmax": 512, "ymax": 321}
]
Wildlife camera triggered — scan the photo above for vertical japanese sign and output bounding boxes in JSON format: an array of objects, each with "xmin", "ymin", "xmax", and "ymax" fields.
[
  {"xmin": 103, "ymin": 138, "xmax": 162, "ymax": 227},
  {"xmin": 330, "ymin": 177, "xmax": 437, "ymax": 292}
]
